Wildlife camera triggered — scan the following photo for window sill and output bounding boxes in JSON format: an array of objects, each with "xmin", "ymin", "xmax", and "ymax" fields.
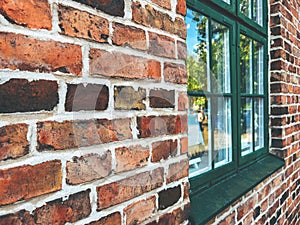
[{"xmin": 188, "ymin": 154, "xmax": 285, "ymax": 225}]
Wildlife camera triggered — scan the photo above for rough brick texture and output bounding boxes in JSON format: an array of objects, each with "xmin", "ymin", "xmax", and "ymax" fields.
[
  {"xmin": 0, "ymin": 32, "xmax": 82, "ymax": 75},
  {"xmin": 0, "ymin": 124, "xmax": 29, "ymax": 161},
  {"xmin": 0, "ymin": 161, "xmax": 62, "ymax": 206},
  {"xmin": 152, "ymin": 139, "xmax": 177, "ymax": 162},
  {"xmin": 158, "ymin": 186, "xmax": 181, "ymax": 210},
  {"xmin": 0, "ymin": 0, "xmax": 52, "ymax": 29},
  {"xmin": 0, "ymin": 79, "xmax": 58, "ymax": 113},
  {"xmin": 148, "ymin": 32, "xmax": 176, "ymax": 59},
  {"xmin": 114, "ymin": 86, "xmax": 146, "ymax": 110},
  {"xmin": 150, "ymin": 89, "xmax": 175, "ymax": 108},
  {"xmin": 88, "ymin": 212, "xmax": 121, "ymax": 225}
]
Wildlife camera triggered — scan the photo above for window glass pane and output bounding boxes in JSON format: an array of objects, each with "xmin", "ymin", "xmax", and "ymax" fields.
[
  {"xmin": 186, "ymin": 10, "xmax": 209, "ymax": 92},
  {"xmin": 222, "ymin": 0, "xmax": 230, "ymax": 4},
  {"xmin": 213, "ymin": 97, "xmax": 232, "ymax": 168},
  {"xmin": 211, "ymin": 21, "xmax": 230, "ymax": 93},
  {"xmin": 253, "ymin": 0, "xmax": 263, "ymax": 25},
  {"xmin": 254, "ymin": 98, "xmax": 264, "ymax": 150},
  {"xmin": 241, "ymin": 98, "xmax": 253, "ymax": 156},
  {"xmin": 253, "ymin": 41, "xmax": 264, "ymax": 94},
  {"xmin": 240, "ymin": 34, "xmax": 252, "ymax": 94},
  {"xmin": 240, "ymin": 0, "xmax": 251, "ymax": 18},
  {"xmin": 188, "ymin": 96, "xmax": 211, "ymax": 177}
]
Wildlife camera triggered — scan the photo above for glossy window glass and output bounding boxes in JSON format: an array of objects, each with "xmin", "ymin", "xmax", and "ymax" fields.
[
  {"xmin": 240, "ymin": 34, "xmax": 252, "ymax": 94},
  {"xmin": 254, "ymin": 98, "xmax": 264, "ymax": 150},
  {"xmin": 241, "ymin": 97, "xmax": 253, "ymax": 156},
  {"xmin": 240, "ymin": 0, "xmax": 263, "ymax": 25}
]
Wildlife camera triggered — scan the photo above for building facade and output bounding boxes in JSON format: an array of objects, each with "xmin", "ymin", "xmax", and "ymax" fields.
[{"xmin": 0, "ymin": 0, "xmax": 298, "ymax": 225}]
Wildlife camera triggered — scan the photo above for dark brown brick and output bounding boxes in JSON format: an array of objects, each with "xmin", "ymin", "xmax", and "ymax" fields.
[
  {"xmin": 0, "ymin": 79, "xmax": 58, "ymax": 113},
  {"xmin": 112, "ymin": 23, "xmax": 147, "ymax": 50},
  {"xmin": 0, "ymin": 124, "xmax": 29, "ymax": 161},
  {"xmin": 0, "ymin": 210, "xmax": 35, "ymax": 225},
  {"xmin": 87, "ymin": 212, "xmax": 121, "ymax": 225},
  {"xmin": 115, "ymin": 145, "xmax": 149, "ymax": 172},
  {"xmin": 164, "ymin": 63, "xmax": 187, "ymax": 84},
  {"xmin": 34, "ymin": 190, "xmax": 91, "ymax": 224},
  {"xmin": 97, "ymin": 168, "xmax": 164, "ymax": 209},
  {"xmin": 58, "ymin": 5, "xmax": 109, "ymax": 43},
  {"xmin": 158, "ymin": 186, "xmax": 181, "ymax": 210},
  {"xmin": 89, "ymin": 49, "xmax": 161, "ymax": 80},
  {"xmin": 152, "ymin": 139, "xmax": 177, "ymax": 162},
  {"xmin": 0, "ymin": 32, "xmax": 82, "ymax": 75},
  {"xmin": 0, "ymin": 160, "xmax": 62, "ymax": 206},
  {"xmin": 66, "ymin": 152, "xmax": 112, "ymax": 185},
  {"xmin": 114, "ymin": 86, "xmax": 146, "ymax": 110},
  {"xmin": 65, "ymin": 83, "xmax": 109, "ymax": 111},
  {"xmin": 148, "ymin": 32, "xmax": 175, "ymax": 58},
  {"xmin": 150, "ymin": 89, "xmax": 175, "ymax": 108},
  {"xmin": 73, "ymin": 0, "xmax": 124, "ymax": 17},
  {"xmin": 167, "ymin": 159, "xmax": 189, "ymax": 183},
  {"xmin": 0, "ymin": 0, "xmax": 51, "ymax": 29}
]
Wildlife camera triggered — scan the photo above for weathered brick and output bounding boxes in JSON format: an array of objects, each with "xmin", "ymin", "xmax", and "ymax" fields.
[
  {"xmin": 148, "ymin": 32, "xmax": 175, "ymax": 58},
  {"xmin": 124, "ymin": 196, "xmax": 156, "ymax": 225},
  {"xmin": 58, "ymin": 5, "xmax": 109, "ymax": 43},
  {"xmin": 150, "ymin": 89, "xmax": 175, "ymax": 108},
  {"xmin": 97, "ymin": 168, "xmax": 164, "ymax": 209},
  {"xmin": 114, "ymin": 86, "xmax": 146, "ymax": 110},
  {"xmin": 167, "ymin": 159, "xmax": 189, "ymax": 183},
  {"xmin": 65, "ymin": 83, "xmax": 109, "ymax": 111},
  {"xmin": 0, "ymin": 0, "xmax": 51, "ymax": 29},
  {"xmin": 112, "ymin": 23, "xmax": 147, "ymax": 50},
  {"xmin": 164, "ymin": 62, "xmax": 187, "ymax": 84},
  {"xmin": 152, "ymin": 139, "xmax": 177, "ymax": 162},
  {"xmin": 37, "ymin": 118, "xmax": 132, "ymax": 151},
  {"xmin": 115, "ymin": 145, "xmax": 149, "ymax": 172},
  {"xmin": 0, "ymin": 32, "xmax": 82, "ymax": 75},
  {"xmin": 87, "ymin": 212, "xmax": 121, "ymax": 225},
  {"xmin": 0, "ymin": 124, "xmax": 29, "ymax": 161},
  {"xmin": 0, "ymin": 210, "xmax": 35, "ymax": 225},
  {"xmin": 89, "ymin": 49, "xmax": 161, "ymax": 80},
  {"xmin": 34, "ymin": 190, "xmax": 91, "ymax": 224},
  {"xmin": 0, "ymin": 160, "xmax": 62, "ymax": 206},
  {"xmin": 137, "ymin": 115, "xmax": 187, "ymax": 138},
  {"xmin": 180, "ymin": 137, "xmax": 188, "ymax": 154},
  {"xmin": 158, "ymin": 186, "xmax": 181, "ymax": 210},
  {"xmin": 178, "ymin": 92, "xmax": 188, "ymax": 111},
  {"xmin": 176, "ymin": 0, "xmax": 187, "ymax": 16},
  {"xmin": 151, "ymin": 0, "xmax": 171, "ymax": 9},
  {"xmin": 66, "ymin": 152, "xmax": 112, "ymax": 185},
  {"xmin": 0, "ymin": 79, "xmax": 58, "ymax": 113},
  {"xmin": 73, "ymin": 0, "xmax": 124, "ymax": 17},
  {"xmin": 177, "ymin": 41, "xmax": 187, "ymax": 60}
]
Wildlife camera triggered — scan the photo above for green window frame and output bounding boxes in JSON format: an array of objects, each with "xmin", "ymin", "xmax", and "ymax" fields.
[{"xmin": 186, "ymin": 1, "xmax": 284, "ymax": 224}]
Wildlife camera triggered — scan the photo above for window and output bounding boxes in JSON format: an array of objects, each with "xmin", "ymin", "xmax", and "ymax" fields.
[{"xmin": 187, "ymin": 0, "xmax": 268, "ymax": 190}]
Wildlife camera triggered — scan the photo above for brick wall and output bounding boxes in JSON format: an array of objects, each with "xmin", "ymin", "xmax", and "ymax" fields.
[
  {"xmin": 205, "ymin": 0, "xmax": 300, "ymax": 224},
  {"xmin": 0, "ymin": 0, "xmax": 189, "ymax": 224}
]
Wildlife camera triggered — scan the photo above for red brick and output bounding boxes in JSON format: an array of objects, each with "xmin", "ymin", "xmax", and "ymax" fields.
[
  {"xmin": 65, "ymin": 83, "xmax": 109, "ymax": 112},
  {"xmin": 115, "ymin": 145, "xmax": 149, "ymax": 172},
  {"xmin": 88, "ymin": 212, "xmax": 121, "ymax": 225},
  {"xmin": 151, "ymin": 0, "xmax": 171, "ymax": 9},
  {"xmin": 167, "ymin": 159, "xmax": 189, "ymax": 183},
  {"xmin": 89, "ymin": 49, "xmax": 161, "ymax": 80},
  {"xmin": 97, "ymin": 168, "xmax": 164, "ymax": 209},
  {"xmin": 137, "ymin": 115, "xmax": 187, "ymax": 138},
  {"xmin": 0, "ymin": 79, "xmax": 58, "ymax": 113},
  {"xmin": 66, "ymin": 152, "xmax": 112, "ymax": 185},
  {"xmin": 0, "ymin": 210, "xmax": 35, "ymax": 225},
  {"xmin": 176, "ymin": 0, "xmax": 186, "ymax": 16},
  {"xmin": 0, "ymin": 160, "xmax": 62, "ymax": 206},
  {"xmin": 114, "ymin": 86, "xmax": 146, "ymax": 110},
  {"xmin": 124, "ymin": 196, "xmax": 156, "ymax": 225},
  {"xmin": 150, "ymin": 89, "xmax": 175, "ymax": 108},
  {"xmin": 0, "ymin": 0, "xmax": 51, "ymax": 29},
  {"xmin": 177, "ymin": 41, "xmax": 187, "ymax": 60},
  {"xmin": 180, "ymin": 137, "xmax": 188, "ymax": 154},
  {"xmin": 37, "ymin": 118, "xmax": 132, "ymax": 151},
  {"xmin": 58, "ymin": 5, "xmax": 109, "ymax": 43},
  {"xmin": 148, "ymin": 32, "xmax": 176, "ymax": 58},
  {"xmin": 34, "ymin": 190, "xmax": 91, "ymax": 224},
  {"xmin": 178, "ymin": 92, "xmax": 188, "ymax": 111},
  {"xmin": 73, "ymin": 0, "xmax": 124, "ymax": 17},
  {"xmin": 0, "ymin": 32, "xmax": 82, "ymax": 75},
  {"xmin": 152, "ymin": 139, "xmax": 177, "ymax": 162},
  {"xmin": 164, "ymin": 62, "xmax": 187, "ymax": 84},
  {"xmin": 0, "ymin": 123, "xmax": 29, "ymax": 161},
  {"xmin": 112, "ymin": 23, "xmax": 147, "ymax": 50}
]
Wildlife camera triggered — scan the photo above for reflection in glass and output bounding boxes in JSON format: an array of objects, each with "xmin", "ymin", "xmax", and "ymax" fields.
[
  {"xmin": 254, "ymin": 98, "xmax": 264, "ymax": 150},
  {"xmin": 241, "ymin": 98, "xmax": 253, "ymax": 156},
  {"xmin": 188, "ymin": 96, "xmax": 211, "ymax": 176},
  {"xmin": 186, "ymin": 11, "xmax": 209, "ymax": 92},
  {"xmin": 240, "ymin": 0, "xmax": 251, "ymax": 18},
  {"xmin": 222, "ymin": 0, "xmax": 230, "ymax": 4},
  {"xmin": 213, "ymin": 98, "xmax": 232, "ymax": 168},
  {"xmin": 253, "ymin": 41, "xmax": 264, "ymax": 94},
  {"xmin": 211, "ymin": 20, "xmax": 230, "ymax": 93},
  {"xmin": 253, "ymin": 0, "xmax": 263, "ymax": 25},
  {"xmin": 240, "ymin": 34, "xmax": 252, "ymax": 94}
]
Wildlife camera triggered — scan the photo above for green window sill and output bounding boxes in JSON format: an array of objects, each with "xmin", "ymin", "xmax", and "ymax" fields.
[{"xmin": 189, "ymin": 154, "xmax": 285, "ymax": 225}]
